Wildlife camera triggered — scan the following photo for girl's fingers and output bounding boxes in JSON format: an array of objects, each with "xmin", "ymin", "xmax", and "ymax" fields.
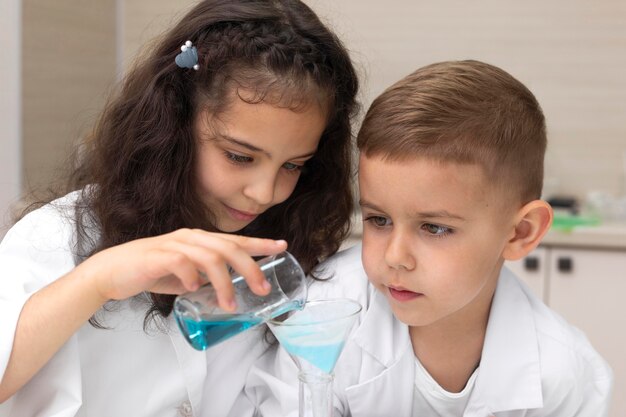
[
  {"xmin": 181, "ymin": 229, "xmax": 288, "ymax": 257},
  {"xmin": 162, "ymin": 252, "xmax": 202, "ymax": 291},
  {"xmin": 93, "ymin": 229, "xmax": 286, "ymax": 301},
  {"xmin": 158, "ymin": 241, "xmax": 222, "ymax": 288},
  {"xmin": 200, "ymin": 259, "xmax": 236, "ymax": 312},
  {"xmin": 171, "ymin": 231, "xmax": 276, "ymax": 296},
  {"xmin": 160, "ymin": 240, "xmax": 252, "ymax": 309},
  {"xmin": 217, "ymin": 234, "xmax": 288, "ymax": 256},
  {"xmin": 155, "ymin": 249, "xmax": 203, "ymax": 292}
]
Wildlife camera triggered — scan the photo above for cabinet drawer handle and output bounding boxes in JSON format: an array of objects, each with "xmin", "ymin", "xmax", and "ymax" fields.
[
  {"xmin": 557, "ymin": 257, "xmax": 573, "ymax": 273},
  {"xmin": 524, "ymin": 256, "xmax": 540, "ymax": 271}
]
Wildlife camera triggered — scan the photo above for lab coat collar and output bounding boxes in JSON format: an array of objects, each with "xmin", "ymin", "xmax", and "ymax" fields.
[
  {"xmin": 468, "ymin": 267, "xmax": 543, "ymax": 414},
  {"xmin": 346, "ymin": 288, "xmax": 415, "ymax": 415},
  {"xmin": 351, "ymin": 287, "xmax": 412, "ymax": 368},
  {"xmin": 166, "ymin": 315, "xmax": 208, "ymax": 415}
]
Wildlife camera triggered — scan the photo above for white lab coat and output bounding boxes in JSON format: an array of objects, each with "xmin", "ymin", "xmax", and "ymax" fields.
[
  {"xmin": 0, "ymin": 192, "xmax": 268, "ymax": 417},
  {"xmin": 245, "ymin": 244, "xmax": 614, "ymax": 417}
]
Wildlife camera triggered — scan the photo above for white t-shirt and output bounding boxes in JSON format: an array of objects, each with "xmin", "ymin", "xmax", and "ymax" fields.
[{"xmin": 413, "ymin": 357, "xmax": 478, "ymax": 416}]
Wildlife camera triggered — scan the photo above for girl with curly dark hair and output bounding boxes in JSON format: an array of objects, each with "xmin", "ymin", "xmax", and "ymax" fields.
[{"xmin": 0, "ymin": 1, "xmax": 359, "ymax": 415}]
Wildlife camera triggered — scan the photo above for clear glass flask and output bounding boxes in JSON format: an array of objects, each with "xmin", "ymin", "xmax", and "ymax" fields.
[{"xmin": 174, "ymin": 251, "xmax": 307, "ymax": 350}]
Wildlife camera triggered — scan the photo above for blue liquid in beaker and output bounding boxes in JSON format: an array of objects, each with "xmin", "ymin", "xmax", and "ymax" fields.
[
  {"xmin": 281, "ymin": 340, "xmax": 346, "ymax": 373},
  {"xmin": 178, "ymin": 314, "xmax": 263, "ymax": 350},
  {"xmin": 177, "ymin": 300, "xmax": 305, "ymax": 351}
]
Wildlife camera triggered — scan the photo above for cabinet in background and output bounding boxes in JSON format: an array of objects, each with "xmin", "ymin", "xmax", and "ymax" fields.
[
  {"xmin": 506, "ymin": 246, "xmax": 626, "ymax": 417},
  {"xmin": 548, "ymin": 248, "xmax": 626, "ymax": 417}
]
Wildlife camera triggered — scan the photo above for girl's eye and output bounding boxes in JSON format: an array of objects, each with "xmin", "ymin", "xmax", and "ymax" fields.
[
  {"xmin": 225, "ymin": 152, "xmax": 253, "ymax": 164},
  {"xmin": 365, "ymin": 216, "xmax": 392, "ymax": 228},
  {"xmin": 422, "ymin": 223, "xmax": 452, "ymax": 237},
  {"xmin": 282, "ymin": 162, "xmax": 303, "ymax": 172}
]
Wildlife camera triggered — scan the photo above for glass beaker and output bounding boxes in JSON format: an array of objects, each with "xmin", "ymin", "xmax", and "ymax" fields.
[{"xmin": 174, "ymin": 251, "xmax": 307, "ymax": 350}]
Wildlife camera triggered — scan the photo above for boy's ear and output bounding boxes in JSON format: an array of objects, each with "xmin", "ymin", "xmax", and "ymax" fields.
[{"xmin": 502, "ymin": 200, "xmax": 553, "ymax": 261}]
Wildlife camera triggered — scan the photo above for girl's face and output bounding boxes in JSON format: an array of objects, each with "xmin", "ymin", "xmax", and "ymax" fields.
[{"xmin": 194, "ymin": 93, "xmax": 326, "ymax": 232}]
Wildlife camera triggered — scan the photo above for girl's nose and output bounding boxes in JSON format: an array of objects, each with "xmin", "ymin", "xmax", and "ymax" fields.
[
  {"xmin": 384, "ymin": 229, "xmax": 416, "ymax": 271},
  {"xmin": 243, "ymin": 173, "xmax": 277, "ymax": 206}
]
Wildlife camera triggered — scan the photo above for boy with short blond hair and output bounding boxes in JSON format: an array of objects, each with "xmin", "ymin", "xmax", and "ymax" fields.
[{"xmin": 246, "ymin": 60, "xmax": 613, "ymax": 416}]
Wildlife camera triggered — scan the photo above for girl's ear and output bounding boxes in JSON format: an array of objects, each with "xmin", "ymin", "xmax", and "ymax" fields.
[{"xmin": 502, "ymin": 200, "xmax": 553, "ymax": 261}]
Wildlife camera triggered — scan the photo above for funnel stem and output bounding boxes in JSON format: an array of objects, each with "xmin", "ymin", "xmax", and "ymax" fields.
[{"xmin": 298, "ymin": 371, "xmax": 333, "ymax": 417}]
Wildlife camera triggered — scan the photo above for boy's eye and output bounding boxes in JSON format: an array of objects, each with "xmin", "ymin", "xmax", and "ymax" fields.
[
  {"xmin": 225, "ymin": 152, "xmax": 253, "ymax": 164},
  {"xmin": 422, "ymin": 223, "xmax": 451, "ymax": 237},
  {"xmin": 365, "ymin": 216, "xmax": 392, "ymax": 227}
]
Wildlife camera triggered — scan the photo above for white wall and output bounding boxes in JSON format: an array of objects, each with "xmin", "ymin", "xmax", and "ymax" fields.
[
  {"xmin": 0, "ymin": 0, "xmax": 22, "ymax": 237},
  {"xmin": 304, "ymin": 0, "xmax": 626, "ymax": 201},
  {"xmin": 21, "ymin": 0, "xmax": 117, "ymax": 194},
  {"xmin": 20, "ymin": 0, "xmax": 626, "ymax": 208}
]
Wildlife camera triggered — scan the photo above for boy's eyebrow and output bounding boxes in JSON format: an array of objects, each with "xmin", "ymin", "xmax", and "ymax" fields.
[
  {"xmin": 359, "ymin": 200, "xmax": 465, "ymax": 221},
  {"xmin": 416, "ymin": 210, "xmax": 466, "ymax": 221},
  {"xmin": 219, "ymin": 134, "xmax": 317, "ymax": 159}
]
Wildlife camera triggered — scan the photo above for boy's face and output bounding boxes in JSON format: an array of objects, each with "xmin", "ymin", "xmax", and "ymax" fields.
[{"xmin": 359, "ymin": 154, "xmax": 516, "ymax": 329}]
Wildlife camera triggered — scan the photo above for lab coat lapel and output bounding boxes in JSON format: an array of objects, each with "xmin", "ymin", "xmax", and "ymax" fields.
[
  {"xmin": 345, "ymin": 290, "xmax": 415, "ymax": 416},
  {"xmin": 166, "ymin": 315, "xmax": 208, "ymax": 415},
  {"xmin": 467, "ymin": 268, "xmax": 543, "ymax": 415}
]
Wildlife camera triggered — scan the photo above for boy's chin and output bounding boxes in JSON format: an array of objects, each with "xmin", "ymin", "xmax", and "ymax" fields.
[{"xmin": 385, "ymin": 301, "xmax": 431, "ymax": 327}]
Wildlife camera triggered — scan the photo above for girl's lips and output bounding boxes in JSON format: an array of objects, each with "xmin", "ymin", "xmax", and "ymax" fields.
[
  {"xmin": 388, "ymin": 286, "xmax": 423, "ymax": 302},
  {"xmin": 225, "ymin": 205, "xmax": 259, "ymax": 221}
]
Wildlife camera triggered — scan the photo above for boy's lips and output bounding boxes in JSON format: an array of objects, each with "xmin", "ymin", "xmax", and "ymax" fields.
[{"xmin": 388, "ymin": 285, "xmax": 423, "ymax": 302}]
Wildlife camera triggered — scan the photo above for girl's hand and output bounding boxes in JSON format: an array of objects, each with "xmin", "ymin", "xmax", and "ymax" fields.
[{"xmin": 79, "ymin": 229, "xmax": 287, "ymax": 311}]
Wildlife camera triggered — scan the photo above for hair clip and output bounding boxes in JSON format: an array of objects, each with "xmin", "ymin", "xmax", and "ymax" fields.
[{"xmin": 175, "ymin": 40, "xmax": 199, "ymax": 70}]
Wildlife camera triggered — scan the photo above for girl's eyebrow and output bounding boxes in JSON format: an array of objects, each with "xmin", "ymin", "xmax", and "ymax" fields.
[
  {"xmin": 220, "ymin": 134, "xmax": 317, "ymax": 160},
  {"xmin": 220, "ymin": 134, "xmax": 269, "ymax": 157}
]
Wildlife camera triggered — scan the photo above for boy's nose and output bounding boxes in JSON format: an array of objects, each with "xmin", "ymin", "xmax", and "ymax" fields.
[{"xmin": 384, "ymin": 230, "xmax": 416, "ymax": 271}]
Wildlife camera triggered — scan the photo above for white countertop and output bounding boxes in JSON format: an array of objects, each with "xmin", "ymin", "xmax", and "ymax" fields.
[{"xmin": 541, "ymin": 223, "xmax": 626, "ymax": 250}]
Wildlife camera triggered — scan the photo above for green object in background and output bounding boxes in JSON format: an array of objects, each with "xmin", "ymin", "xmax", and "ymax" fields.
[{"xmin": 551, "ymin": 214, "xmax": 601, "ymax": 232}]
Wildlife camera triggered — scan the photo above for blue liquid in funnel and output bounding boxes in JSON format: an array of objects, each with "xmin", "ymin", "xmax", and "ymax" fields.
[
  {"xmin": 281, "ymin": 340, "xmax": 346, "ymax": 373},
  {"xmin": 177, "ymin": 314, "xmax": 262, "ymax": 351}
]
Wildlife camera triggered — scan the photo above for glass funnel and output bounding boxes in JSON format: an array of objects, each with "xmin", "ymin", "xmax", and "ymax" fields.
[{"xmin": 268, "ymin": 299, "xmax": 362, "ymax": 417}]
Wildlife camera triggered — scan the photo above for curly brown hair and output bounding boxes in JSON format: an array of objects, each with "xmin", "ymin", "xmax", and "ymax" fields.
[{"xmin": 59, "ymin": 0, "xmax": 359, "ymax": 324}]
